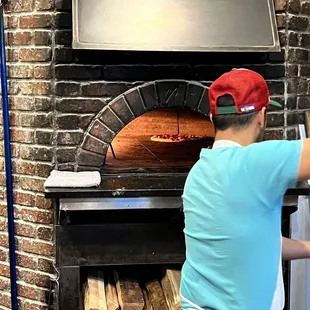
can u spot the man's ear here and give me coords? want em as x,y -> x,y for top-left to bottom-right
257,107 -> 266,128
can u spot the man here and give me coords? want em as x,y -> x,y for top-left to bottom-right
180,69 -> 310,310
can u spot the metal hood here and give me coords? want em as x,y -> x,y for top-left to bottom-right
72,0 -> 280,52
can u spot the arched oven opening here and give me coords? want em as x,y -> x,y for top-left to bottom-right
105,108 -> 214,173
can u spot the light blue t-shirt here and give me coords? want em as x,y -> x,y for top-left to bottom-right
180,139 -> 302,310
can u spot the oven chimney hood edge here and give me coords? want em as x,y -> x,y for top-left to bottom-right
72,0 -> 280,52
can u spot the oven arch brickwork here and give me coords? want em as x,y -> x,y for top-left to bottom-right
76,80 -> 210,170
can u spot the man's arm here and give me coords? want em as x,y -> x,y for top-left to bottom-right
298,139 -> 310,181
282,237 -> 310,260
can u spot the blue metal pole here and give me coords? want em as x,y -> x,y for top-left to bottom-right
0,4 -> 18,310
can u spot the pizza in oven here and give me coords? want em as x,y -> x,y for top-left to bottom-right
150,134 -> 208,143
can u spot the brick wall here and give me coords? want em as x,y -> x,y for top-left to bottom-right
0,0 -> 308,308
0,0 -> 54,309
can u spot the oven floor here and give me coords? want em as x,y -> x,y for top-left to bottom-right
105,135 -> 213,172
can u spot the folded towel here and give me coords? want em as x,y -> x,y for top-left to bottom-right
44,170 -> 101,188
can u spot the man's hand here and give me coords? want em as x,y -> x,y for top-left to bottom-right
282,237 -> 310,260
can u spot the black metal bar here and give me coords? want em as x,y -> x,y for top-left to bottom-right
109,143 -> 116,158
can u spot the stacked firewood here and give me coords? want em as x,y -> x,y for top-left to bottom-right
83,266 -> 181,310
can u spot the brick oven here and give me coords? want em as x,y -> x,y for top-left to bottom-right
0,0 -> 310,310
45,81 -> 307,310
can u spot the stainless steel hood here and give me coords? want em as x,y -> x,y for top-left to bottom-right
72,0 -> 280,52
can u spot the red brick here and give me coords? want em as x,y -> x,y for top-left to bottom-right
4,16 -> 18,29
14,191 -> 35,207
0,292 -> 11,307
35,195 -> 52,210
19,177 -> 45,192
38,258 -> 53,273
0,277 -> 10,291
19,145 -> 53,162
19,269 -> 50,288
0,249 -> 7,262
18,112 -> 52,128
0,263 -> 10,278
11,128 -> 34,143
13,144 -> 22,158
0,175 -> 6,188
34,98 -> 52,111
13,175 -> 21,185
0,218 -> 6,231
276,13 -> 286,29
19,14 -> 53,28
35,0 -> 54,11
8,84 -> 20,98
5,0 -> 34,13
15,222 -> 36,237
0,189 -> 5,201
24,300 -> 48,310
34,65 -> 52,79
19,208 -> 52,224
0,233 -> 8,247
9,96 -> 34,111
7,31 -> 32,46
37,226 -> 53,241
13,160 -> 36,175
7,64 -> 33,79
18,283 -> 47,302
35,163 -> 52,178
18,48 -> 51,62
16,253 -> 37,269
0,203 -> 6,217
34,30 -> 52,46
18,81 -> 51,96
7,111 -> 18,126
6,47 -> 19,62
19,239 -> 53,256
274,0 -> 286,11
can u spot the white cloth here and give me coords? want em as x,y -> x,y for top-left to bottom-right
44,170 -> 101,188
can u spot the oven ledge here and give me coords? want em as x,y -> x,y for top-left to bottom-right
44,173 -> 310,199
59,196 -> 182,211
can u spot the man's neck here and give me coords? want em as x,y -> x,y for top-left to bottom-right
214,129 -> 256,147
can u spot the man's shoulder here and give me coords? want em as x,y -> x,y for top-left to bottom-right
244,139 -> 301,154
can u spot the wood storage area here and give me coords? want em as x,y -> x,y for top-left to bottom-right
82,265 -> 182,310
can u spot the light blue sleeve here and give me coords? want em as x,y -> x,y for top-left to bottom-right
247,139 -> 303,191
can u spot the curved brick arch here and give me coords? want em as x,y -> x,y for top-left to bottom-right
76,79 -> 210,170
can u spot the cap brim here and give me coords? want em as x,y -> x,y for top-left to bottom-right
269,100 -> 282,108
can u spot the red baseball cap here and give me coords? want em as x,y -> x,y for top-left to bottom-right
209,69 -> 282,115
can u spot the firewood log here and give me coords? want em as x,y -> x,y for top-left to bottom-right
161,268 -> 181,310
84,270 -> 107,310
114,270 -> 144,310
